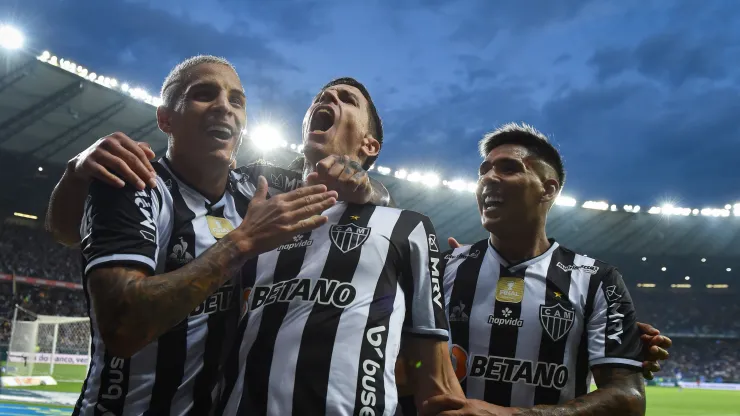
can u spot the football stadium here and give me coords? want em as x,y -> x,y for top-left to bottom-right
0,25 -> 738,415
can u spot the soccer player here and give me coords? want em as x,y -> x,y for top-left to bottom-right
45,56 -> 390,415
420,123 -> 650,415
215,77 -> 464,415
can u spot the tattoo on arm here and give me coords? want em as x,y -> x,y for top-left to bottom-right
89,234 -> 250,357
513,367 -> 646,416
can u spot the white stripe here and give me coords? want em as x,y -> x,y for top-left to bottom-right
84,254 -> 156,275
588,282 -> 608,361
325,206 -> 400,414
77,299 -> 106,415
221,247 -> 282,415
267,204 -> 347,415
558,255 -> 596,403
466,246 -> 500,399
382,285 -> 406,416
121,340 -> 160,415
589,357 -> 642,368
509,256 -> 550,407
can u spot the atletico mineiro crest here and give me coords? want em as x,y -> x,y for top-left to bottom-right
539,303 -> 575,342
330,223 -> 371,253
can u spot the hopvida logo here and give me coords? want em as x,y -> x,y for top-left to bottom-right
278,233 -> 313,251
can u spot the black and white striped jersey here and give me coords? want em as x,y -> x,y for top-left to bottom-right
442,238 -> 644,408
74,157 -> 301,416
218,202 -> 448,416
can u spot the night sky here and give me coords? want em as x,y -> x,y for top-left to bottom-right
2,0 -> 739,207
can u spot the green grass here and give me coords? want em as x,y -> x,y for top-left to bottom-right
2,380 -> 738,414
0,400 -> 73,410
2,361 -> 87,383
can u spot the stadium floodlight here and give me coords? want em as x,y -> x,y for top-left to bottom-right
727,268 -> 732,272
661,267 -> 666,271
582,201 -> 608,211
37,166 -> 43,172
684,276 -> 690,281
0,25 -> 24,50
14,212 -> 37,220
555,195 -> 577,207
376,166 -> 391,175
394,169 -> 408,180
249,124 -> 286,151
701,258 -> 706,263
421,173 -> 440,188
641,257 -> 647,261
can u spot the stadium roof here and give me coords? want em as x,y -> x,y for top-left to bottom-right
3,46 -> 740,271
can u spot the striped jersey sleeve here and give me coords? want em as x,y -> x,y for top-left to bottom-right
80,179 -> 161,275
401,211 -> 449,340
586,267 -> 644,369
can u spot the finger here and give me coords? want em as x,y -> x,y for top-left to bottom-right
637,322 -> 659,336
96,151 -> 146,190
338,159 -> 362,182
253,176 -> 268,200
649,345 -> 669,360
315,155 -> 337,176
117,139 -> 157,187
304,172 -> 325,187
88,161 -> 126,188
289,196 -> 338,223
285,191 -> 339,212
644,361 -> 661,373
326,159 -> 346,180
642,370 -> 654,381
448,237 -> 461,248
290,214 -> 330,235
349,171 -> 369,192
420,395 -> 465,416
137,142 -> 157,161
654,335 -> 672,349
280,184 -> 330,201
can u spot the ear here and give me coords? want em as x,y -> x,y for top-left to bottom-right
541,177 -> 560,204
359,133 -> 381,160
156,106 -> 174,135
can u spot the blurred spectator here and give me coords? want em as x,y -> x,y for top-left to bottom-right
633,293 -> 740,337
0,223 -> 81,283
654,339 -> 740,383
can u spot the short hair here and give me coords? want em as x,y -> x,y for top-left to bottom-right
478,122 -> 565,187
160,55 -> 238,110
319,77 -> 383,170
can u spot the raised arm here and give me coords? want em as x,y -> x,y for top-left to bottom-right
46,133 -> 156,246
85,176 -> 336,358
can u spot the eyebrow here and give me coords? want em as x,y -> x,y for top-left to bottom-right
188,80 -> 246,99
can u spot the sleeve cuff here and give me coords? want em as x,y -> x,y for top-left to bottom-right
402,328 -> 449,341
85,254 -> 156,275
589,357 -> 643,369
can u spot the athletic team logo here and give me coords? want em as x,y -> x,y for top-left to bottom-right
330,223 -> 371,253
539,303 -> 575,342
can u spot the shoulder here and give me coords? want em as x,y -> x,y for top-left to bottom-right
553,244 -> 618,281
444,238 -> 488,266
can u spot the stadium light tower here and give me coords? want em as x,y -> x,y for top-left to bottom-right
249,125 -> 286,151
0,25 -> 25,50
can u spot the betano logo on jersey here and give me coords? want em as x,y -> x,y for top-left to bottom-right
495,277 -> 525,303
190,283 -> 235,317
250,278 -> 357,310
469,354 -> 568,389
206,216 -> 234,239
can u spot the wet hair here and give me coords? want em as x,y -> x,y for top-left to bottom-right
319,77 -> 383,170
160,55 -> 238,110
478,122 -> 565,187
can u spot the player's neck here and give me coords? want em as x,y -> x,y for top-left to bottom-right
489,227 -> 550,264
166,152 -> 229,202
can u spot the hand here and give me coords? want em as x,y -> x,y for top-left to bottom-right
305,155 -> 373,204
421,394 -> 519,416
236,176 -> 338,254
448,237 -> 467,249
69,132 -> 157,190
637,321 -> 672,380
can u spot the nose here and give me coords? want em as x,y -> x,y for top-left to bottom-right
318,89 -> 339,105
478,170 -> 500,193
211,91 -> 233,116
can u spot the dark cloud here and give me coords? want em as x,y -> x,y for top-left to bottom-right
2,0 -> 295,92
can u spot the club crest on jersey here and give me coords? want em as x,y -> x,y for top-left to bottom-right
539,303 -> 575,342
330,223 -> 371,253
495,277 -> 525,303
206,216 -> 235,239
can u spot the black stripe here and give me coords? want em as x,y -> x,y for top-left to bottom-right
144,166 -> 195,415
239,228 -> 315,416
575,265 -> 601,397
483,264 -> 523,406
352,210 -> 419,415
448,239 -> 488,395
533,248 -> 576,405
292,204 -> 377,415
93,353 -> 131,416
73,257 -> 97,416
188,204 -> 244,415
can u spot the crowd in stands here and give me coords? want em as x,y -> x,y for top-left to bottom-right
0,223 -> 81,283
654,339 -> 740,383
633,293 -> 740,337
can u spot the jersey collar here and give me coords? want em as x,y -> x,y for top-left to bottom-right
159,157 -> 231,209
487,238 -> 559,273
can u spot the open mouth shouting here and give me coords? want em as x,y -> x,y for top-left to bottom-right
480,191 -> 504,214
308,105 -> 336,136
